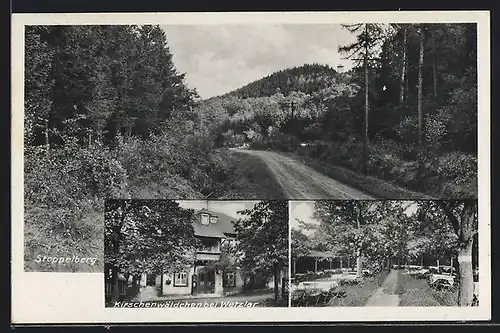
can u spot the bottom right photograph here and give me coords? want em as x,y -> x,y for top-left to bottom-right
290,200 -> 479,307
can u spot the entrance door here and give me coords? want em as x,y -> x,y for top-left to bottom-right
197,269 -> 215,294
146,274 -> 156,286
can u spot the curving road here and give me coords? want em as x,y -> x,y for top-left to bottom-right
230,149 -> 375,200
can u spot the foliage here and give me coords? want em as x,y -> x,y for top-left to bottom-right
193,23 -> 477,199
104,200 -> 199,287
235,200 -> 289,275
291,228 -> 312,260
222,63 -> 340,98
25,25 -> 197,146
234,200 -> 289,301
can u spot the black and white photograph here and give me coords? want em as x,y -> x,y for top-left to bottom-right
12,11 -> 489,324
22,22 -> 478,272
290,200 -> 479,307
104,199 -> 289,308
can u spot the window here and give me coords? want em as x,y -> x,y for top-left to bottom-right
174,272 -> 188,287
224,272 -> 236,288
210,215 -> 218,224
201,214 -> 209,225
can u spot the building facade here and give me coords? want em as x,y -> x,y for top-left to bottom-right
140,208 -> 244,297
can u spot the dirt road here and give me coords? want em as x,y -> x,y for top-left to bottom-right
231,149 -> 375,199
365,270 -> 400,306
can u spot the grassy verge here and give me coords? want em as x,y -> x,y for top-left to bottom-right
326,270 -> 390,307
24,209 -> 104,272
277,151 -> 435,200
257,297 -> 289,307
215,149 -> 287,199
397,272 -> 458,306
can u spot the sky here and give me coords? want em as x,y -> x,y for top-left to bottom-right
176,200 -> 258,219
161,24 -> 356,99
290,201 -> 419,235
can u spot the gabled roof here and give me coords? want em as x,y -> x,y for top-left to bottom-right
193,209 -> 237,237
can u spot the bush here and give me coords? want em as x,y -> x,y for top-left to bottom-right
287,135 -> 476,199
24,142 -> 125,272
25,141 -> 129,208
117,126 -> 234,198
268,133 -> 302,152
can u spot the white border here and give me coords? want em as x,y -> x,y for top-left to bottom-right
11,11 -> 491,323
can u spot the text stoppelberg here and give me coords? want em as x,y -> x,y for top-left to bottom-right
35,255 -> 98,265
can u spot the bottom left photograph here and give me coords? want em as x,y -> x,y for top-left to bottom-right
104,199 -> 289,308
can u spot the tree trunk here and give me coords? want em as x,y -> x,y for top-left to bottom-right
273,267 -> 280,302
362,25 -> 369,176
111,266 -> 120,303
457,238 -> 474,306
160,267 -> 164,296
400,28 -> 407,105
356,201 -> 363,278
293,259 -> 296,275
418,27 -> 425,146
356,248 -> 363,278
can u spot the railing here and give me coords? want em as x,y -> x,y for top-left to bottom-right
197,246 -> 220,253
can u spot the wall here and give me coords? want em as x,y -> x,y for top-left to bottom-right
223,268 -> 244,296
214,270 -> 223,295
156,267 -> 196,296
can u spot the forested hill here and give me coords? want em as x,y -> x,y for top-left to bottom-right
221,63 -> 341,99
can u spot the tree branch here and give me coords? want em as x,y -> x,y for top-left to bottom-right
438,202 -> 461,239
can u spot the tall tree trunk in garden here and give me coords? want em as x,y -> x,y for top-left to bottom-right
456,202 -> 476,306
356,248 -> 363,278
458,237 -> 474,306
160,267 -> 164,296
111,266 -> 120,303
418,26 -> 425,147
356,202 -> 363,278
440,201 -> 477,306
273,266 -> 280,302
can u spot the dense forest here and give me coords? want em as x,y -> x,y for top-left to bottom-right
196,23 -> 477,199
24,25 -> 258,271
221,63 -> 339,98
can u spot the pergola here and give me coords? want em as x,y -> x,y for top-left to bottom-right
293,251 -> 353,274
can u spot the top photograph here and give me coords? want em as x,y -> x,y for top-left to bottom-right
23,19 -> 480,202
